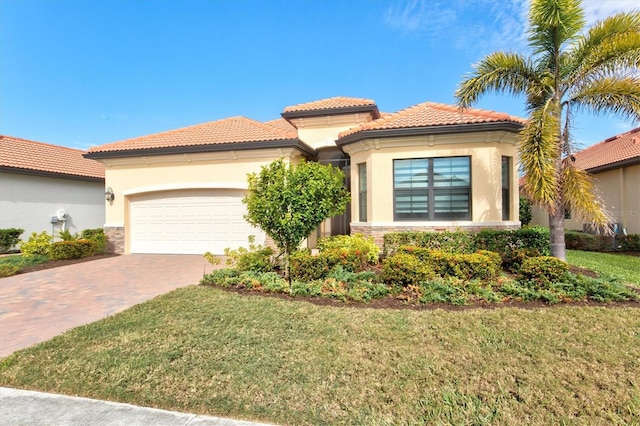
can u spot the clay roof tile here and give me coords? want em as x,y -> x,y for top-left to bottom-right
572,127 -> 640,171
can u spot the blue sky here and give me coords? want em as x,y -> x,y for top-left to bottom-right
1,0 -> 638,151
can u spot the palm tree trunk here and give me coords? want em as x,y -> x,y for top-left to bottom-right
549,208 -> 566,261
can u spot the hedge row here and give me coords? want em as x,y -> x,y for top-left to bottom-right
383,226 -> 550,258
565,230 -> 640,252
0,228 -> 24,252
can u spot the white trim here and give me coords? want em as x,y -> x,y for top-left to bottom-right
104,223 -> 124,228
351,221 -> 521,227
123,182 -> 248,196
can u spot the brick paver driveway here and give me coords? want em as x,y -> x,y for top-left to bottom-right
0,254 -> 216,357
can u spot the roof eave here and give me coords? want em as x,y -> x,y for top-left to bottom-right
282,105 -> 381,120
582,156 -> 640,174
83,138 -> 316,160
0,166 -> 105,182
336,121 -> 524,146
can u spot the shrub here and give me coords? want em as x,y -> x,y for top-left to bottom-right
619,234 -> 640,252
0,264 -> 21,277
0,228 -> 24,252
564,230 -> 605,251
426,250 -> 499,281
502,248 -> 541,273
519,197 -> 532,226
81,228 -> 108,254
317,233 -> 380,265
200,268 -> 239,286
383,231 -> 476,257
512,226 -> 550,255
49,239 -> 96,260
289,250 -> 330,282
320,247 -> 367,273
20,231 -> 52,257
220,236 -> 275,273
57,229 -> 79,241
475,249 -> 501,267
519,256 -> 569,286
380,252 -> 436,287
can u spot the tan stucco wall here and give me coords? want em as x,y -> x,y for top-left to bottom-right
535,163 -> 640,235
100,148 -> 302,253
288,113 -> 374,150
343,131 -> 520,227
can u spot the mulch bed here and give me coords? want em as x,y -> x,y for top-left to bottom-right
13,254 -> 119,275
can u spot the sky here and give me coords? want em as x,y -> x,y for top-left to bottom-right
1,0 -> 638,151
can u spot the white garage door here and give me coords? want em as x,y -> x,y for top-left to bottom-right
130,189 -> 265,254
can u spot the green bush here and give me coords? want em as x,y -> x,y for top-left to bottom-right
317,233 -> 380,265
502,248 -> 541,273
81,228 -> 108,254
0,264 -> 21,277
221,236 -> 275,273
57,229 -> 79,241
564,230 -> 605,251
200,268 -> 239,286
291,268 -> 389,302
383,231 -> 476,257
619,234 -> 640,252
519,256 -> 569,286
289,250 -> 330,282
381,252 -> 436,287
519,197 -> 532,226
320,247 -> 367,273
49,239 -> 96,260
476,249 -> 502,267
512,226 -> 550,255
425,250 -> 499,281
0,228 -> 24,252
20,231 -> 52,257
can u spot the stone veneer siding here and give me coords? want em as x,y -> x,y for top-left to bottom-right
351,223 -> 521,251
104,226 -> 125,254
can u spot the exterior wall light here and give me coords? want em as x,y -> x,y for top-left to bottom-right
105,187 -> 115,202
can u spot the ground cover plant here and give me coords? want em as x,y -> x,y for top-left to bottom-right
202,233 -> 638,306
0,286 -> 638,425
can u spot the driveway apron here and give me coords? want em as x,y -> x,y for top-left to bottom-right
0,254 -> 215,357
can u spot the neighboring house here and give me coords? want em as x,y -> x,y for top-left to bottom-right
530,127 -> 640,235
0,135 -> 105,242
85,97 -> 525,254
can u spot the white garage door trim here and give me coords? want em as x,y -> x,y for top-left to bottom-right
130,189 -> 265,255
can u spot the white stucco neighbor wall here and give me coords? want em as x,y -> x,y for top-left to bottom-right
0,171 -> 105,242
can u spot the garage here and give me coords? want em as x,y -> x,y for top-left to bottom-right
130,189 -> 265,254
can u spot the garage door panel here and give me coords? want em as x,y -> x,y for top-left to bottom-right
130,189 -> 264,254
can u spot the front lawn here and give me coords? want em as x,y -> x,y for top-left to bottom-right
567,249 -> 640,286
0,254 -> 49,277
0,286 -> 638,425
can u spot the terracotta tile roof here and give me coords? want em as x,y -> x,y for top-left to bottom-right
264,118 -> 298,136
87,116 -> 298,154
338,101 -> 526,139
0,135 -> 104,179
283,96 -> 377,113
572,127 -> 640,171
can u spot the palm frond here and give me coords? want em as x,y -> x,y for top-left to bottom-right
561,163 -> 613,232
569,76 -> 640,120
528,0 -> 585,56
455,52 -> 539,108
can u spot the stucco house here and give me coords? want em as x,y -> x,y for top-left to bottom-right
531,127 -> 640,235
0,135 -> 106,242
85,97 -> 525,254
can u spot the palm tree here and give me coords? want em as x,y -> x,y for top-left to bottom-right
456,0 -> 640,260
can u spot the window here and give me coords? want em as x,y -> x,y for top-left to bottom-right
502,156 -> 511,220
358,163 -> 367,222
394,157 -> 471,221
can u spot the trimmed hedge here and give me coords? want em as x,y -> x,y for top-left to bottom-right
620,234 -> 640,251
396,246 -> 500,281
50,239 -> 96,260
519,256 -> 569,286
81,228 -> 108,254
0,228 -> 24,252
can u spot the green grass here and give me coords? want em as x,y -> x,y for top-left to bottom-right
567,250 -> 640,285
1,286 -> 639,425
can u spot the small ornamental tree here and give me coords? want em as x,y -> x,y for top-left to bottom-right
243,158 -> 350,281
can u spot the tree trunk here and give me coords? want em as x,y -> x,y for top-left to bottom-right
549,208 -> 566,261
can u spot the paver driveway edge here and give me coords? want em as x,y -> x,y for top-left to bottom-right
0,254 -> 217,357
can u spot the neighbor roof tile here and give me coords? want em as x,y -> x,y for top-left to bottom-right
87,116 -> 297,154
572,127 -> 640,171
0,135 -> 104,179
339,101 -> 526,139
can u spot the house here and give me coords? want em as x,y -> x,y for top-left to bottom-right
85,97 -> 525,254
530,127 -> 640,235
0,135 -> 106,242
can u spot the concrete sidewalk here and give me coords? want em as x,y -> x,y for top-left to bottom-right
1,387 -> 274,426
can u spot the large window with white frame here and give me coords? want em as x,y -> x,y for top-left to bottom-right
394,156 -> 471,221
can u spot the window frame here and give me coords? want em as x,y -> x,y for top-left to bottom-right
501,156 -> 511,221
358,163 -> 367,222
393,156 -> 472,221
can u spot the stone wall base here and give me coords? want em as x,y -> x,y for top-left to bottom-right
351,223 -> 521,251
104,226 -> 125,254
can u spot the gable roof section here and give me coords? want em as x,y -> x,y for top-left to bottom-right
572,127 -> 640,173
85,116 -> 311,159
282,96 -> 380,120
337,101 -> 526,145
0,135 -> 104,180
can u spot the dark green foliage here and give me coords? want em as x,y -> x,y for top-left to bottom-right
380,252 -> 436,287
383,231 -> 477,257
320,247 -> 367,273
564,231 -> 606,251
291,267 -> 389,302
81,228 -> 108,254
519,256 -> 569,286
200,268 -> 239,287
49,239 -> 96,260
519,197 -> 532,225
289,250 -> 330,282
502,248 -> 542,273
619,234 -> 640,252
57,229 -> 79,241
0,228 -> 24,252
